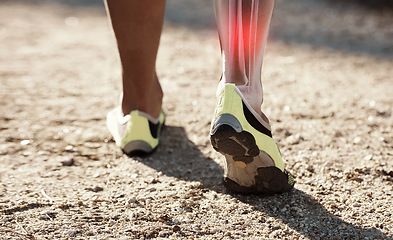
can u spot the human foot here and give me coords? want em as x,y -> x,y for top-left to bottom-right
107,107 -> 165,156
210,83 -> 294,194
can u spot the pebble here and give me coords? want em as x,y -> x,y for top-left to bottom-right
364,154 -> 373,161
61,157 -> 74,166
64,145 -> 73,151
130,174 -> 138,179
287,134 -> 304,145
173,225 -> 181,232
86,186 -> 103,192
91,196 -> 100,202
20,139 -> 31,145
353,137 -> 361,144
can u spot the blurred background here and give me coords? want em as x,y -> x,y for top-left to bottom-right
7,0 -> 393,58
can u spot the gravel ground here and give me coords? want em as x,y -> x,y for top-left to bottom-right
0,0 -> 393,239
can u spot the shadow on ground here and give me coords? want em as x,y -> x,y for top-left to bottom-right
134,126 -> 387,239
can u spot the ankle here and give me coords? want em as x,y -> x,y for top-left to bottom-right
237,85 -> 262,110
235,85 -> 270,123
121,93 -> 162,119
121,77 -> 163,118
221,77 -> 264,118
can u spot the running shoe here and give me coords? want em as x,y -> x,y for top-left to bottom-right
106,107 -> 165,155
210,83 -> 294,194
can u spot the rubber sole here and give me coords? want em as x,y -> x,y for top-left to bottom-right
210,124 -> 294,194
122,140 -> 155,157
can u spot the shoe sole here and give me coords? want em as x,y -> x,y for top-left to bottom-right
122,140 -> 155,156
211,123 -> 293,194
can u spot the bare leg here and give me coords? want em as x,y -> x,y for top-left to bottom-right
104,0 -> 166,118
215,0 -> 275,118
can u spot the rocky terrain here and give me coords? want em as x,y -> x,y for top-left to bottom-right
0,0 -> 392,239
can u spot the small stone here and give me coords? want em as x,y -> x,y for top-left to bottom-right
353,137 -> 361,144
89,155 -> 99,161
334,131 -> 343,137
93,186 -> 104,192
37,150 -> 49,155
86,186 -> 104,192
363,154 -> 373,161
22,151 -> 32,156
287,134 -> 304,145
20,140 -> 31,145
149,177 -> 159,184
173,225 -> 181,232
130,174 -> 138,179
91,196 -> 99,202
65,145 -> 73,151
61,157 -> 75,166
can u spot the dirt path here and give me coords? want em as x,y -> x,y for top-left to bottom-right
1,1 -> 393,239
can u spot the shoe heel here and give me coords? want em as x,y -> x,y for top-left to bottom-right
210,124 -> 259,160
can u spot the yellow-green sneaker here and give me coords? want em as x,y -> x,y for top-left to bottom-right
106,107 -> 165,155
210,83 -> 294,194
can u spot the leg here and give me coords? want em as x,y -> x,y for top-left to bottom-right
105,1 -> 166,156
211,0 -> 294,194
104,0 -> 166,118
215,0 -> 274,118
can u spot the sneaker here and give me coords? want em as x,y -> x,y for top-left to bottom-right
210,83 -> 294,194
106,107 -> 165,155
